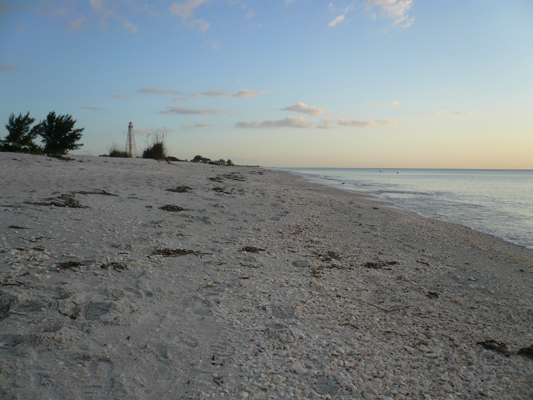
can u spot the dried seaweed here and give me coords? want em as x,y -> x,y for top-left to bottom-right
166,186 -> 193,193
477,340 -> 512,356
28,194 -> 87,209
8,225 -> 29,229
57,261 -> 83,270
242,246 -> 265,253
159,205 -> 188,212
362,261 -> 399,269
152,248 -> 202,257
518,345 -> 533,361
74,190 -> 118,196
213,187 -> 234,194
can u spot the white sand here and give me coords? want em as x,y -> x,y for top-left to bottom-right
0,153 -> 532,399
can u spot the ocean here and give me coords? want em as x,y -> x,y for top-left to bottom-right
279,168 -> 533,250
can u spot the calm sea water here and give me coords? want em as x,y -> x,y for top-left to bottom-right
279,168 -> 533,250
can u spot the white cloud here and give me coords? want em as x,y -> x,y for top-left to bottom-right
183,122 -> 211,129
233,89 -> 269,98
317,118 -> 335,129
285,0 -> 296,5
235,116 -> 313,129
169,0 -> 205,19
329,14 -> 345,27
454,111 -> 473,115
366,0 -> 415,28
0,65 -> 17,72
138,87 -> 181,95
363,100 -> 400,107
161,106 -> 228,115
246,9 -> 255,19
183,89 -> 269,100
282,102 -> 326,116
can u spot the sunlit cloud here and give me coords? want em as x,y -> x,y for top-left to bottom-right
188,18 -> 210,31
182,122 -> 211,129
338,118 -> 396,128
366,0 -> 415,28
282,102 -> 326,116
0,65 -> 17,72
138,87 -> 181,95
363,100 -> 400,107
161,106 -> 229,115
177,89 -> 269,101
329,15 -> 345,27
82,106 -> 104,111
235,116 -> 313,129
113,95 -> 132,101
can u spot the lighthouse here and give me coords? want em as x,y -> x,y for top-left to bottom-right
126,122 -> 136,157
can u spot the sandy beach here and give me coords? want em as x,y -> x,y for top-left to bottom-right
0,153 -> 532,399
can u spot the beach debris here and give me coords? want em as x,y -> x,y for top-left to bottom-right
213,187 -> 234,194
417,259 -> 430,266
517,345 -> 533,361
73,189 -> 118,196
241,246 -> 265,253
166,186 -> 193,193
209,172 -> 246,182
362,261 -> 399,269
159,205 -> 188,212
100,262 -> 127,271
318,250 -> 341,262
8,225 -> 30,229
477,340 -> 512,356
426,291 -> 440,299
27,194 -> 87,209
213,376 -> 225,386
151,248 -> 202,257
57,261 -> 83,270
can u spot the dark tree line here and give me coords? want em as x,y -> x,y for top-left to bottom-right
1,111 -> 83,155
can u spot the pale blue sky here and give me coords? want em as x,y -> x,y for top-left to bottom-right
1,0 -> 532,168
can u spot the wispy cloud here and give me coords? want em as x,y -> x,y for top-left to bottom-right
82,106 -> 104,111
338,118 -> 396,128
366,0 -> 415,28
282,102 -> 326,116
0,65 -> 17,72
454,111 -> 473,115
235,116 -> 313,129
87,0 -> 139,33
169,0 -> 205,18
200,89 -> 269,98
161,106 -> 228,115
329,15 -> 345,27
363,100 -> 400,107
67,17 -> 85,31
169,0 -> 209,31
113,95 -> 132,101
183,122 -> 211,129
138,87 -> 181,95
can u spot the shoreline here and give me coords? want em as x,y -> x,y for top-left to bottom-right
1,153 -> 532,399
276,167 -> 533,252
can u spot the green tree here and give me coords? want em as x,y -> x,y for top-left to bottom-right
35,112 -> 84,155
2,112 -> 38,151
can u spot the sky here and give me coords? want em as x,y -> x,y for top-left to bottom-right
1,0 -> 532,168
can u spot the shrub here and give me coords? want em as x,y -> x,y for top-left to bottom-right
1,112 -> 41,152
142,133 -> 167,161
34,112 -> 83,155
107,143 -> 130,158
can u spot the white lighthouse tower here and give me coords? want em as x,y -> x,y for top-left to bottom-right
125,122 -> 136,157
